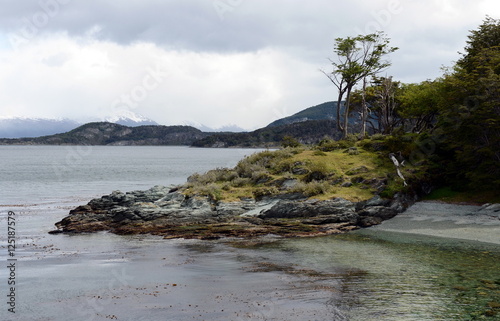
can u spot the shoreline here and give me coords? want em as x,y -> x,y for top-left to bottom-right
51,183 -> 500,244
368,201 -> 500,245
51,185 -> 416,239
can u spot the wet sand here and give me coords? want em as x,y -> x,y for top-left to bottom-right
369,201 -> 500,245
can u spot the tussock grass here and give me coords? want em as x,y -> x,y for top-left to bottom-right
182,137 -> 426,202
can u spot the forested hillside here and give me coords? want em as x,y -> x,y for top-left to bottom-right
191,120 -> 341,147
321,18 -> 499,193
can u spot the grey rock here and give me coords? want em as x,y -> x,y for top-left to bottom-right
358,216 -> 383,227
239,200 -> 280,217
291,167 -> 309,175
259,198 -> 357,223
281,179 -> 299,190
365,195 -> 391,207
155,191 -> 186,206
332,177 -> 344,185
390,193 -> 418,213
480,203 -> 500,212
54,183 -> 416,236
216,199 -> 260,218
351,177 -> 365,184
276,192 -> 308,200
346,165 -> 369,175
358,206 -> 398,220
291,162 -> 308,175
356,195 -> 391,211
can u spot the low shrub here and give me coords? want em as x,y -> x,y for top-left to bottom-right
290,181 -> 332,197
251,170 -> 272,184
272,158 -> 296,174
230,177 -> 251,187
252,186 -> 280,199
193,183 -> 223,201
316,139 -> 339,152
345,133 -> 359,142
303,161 -> 331,182
371,133 -> 386,141
209,168 -> 239,182
384,134 -> 419,158
357,139 -> 373,150
281,135 -> 302,148
187,168 -> 238,185
287,146 -> 305,155
313,150 -> 327,156
337,139 -> 355,149
236,162 -> 266,178
236,149 -> 294,176
344,147 -> 360,155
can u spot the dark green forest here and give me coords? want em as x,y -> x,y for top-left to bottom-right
328,17 -> 500,194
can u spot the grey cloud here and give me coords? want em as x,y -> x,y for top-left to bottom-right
0,0 -> 494,83
0,0 -> 358,56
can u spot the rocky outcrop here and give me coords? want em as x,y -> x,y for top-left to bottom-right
51,186 -> 415,239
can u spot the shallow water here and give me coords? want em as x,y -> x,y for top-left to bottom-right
0,146 -> 499,320
252,231 -> 500,320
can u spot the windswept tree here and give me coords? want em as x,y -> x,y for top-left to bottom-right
350,76 -> 403,134
373,76 -> 403,134
322,32 -> 398,138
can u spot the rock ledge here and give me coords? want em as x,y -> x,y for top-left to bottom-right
51,185 -> 416,239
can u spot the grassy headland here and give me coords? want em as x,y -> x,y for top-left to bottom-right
181,134 -> 431,203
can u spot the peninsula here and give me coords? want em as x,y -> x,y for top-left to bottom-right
52,137 -> 427,239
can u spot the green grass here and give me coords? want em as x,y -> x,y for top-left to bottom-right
181,144 -> 418,202
423,187 -> 460,200
423,187 -> 500,204
182,133 -> 498,205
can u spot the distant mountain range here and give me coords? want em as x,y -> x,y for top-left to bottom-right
107,117 -> 159,127
193,123 -> 246,133
0,118 -> 81,139
0,114 -> 158,139
0,117 -> 246,139
0,101 -> 351,146
0,122 -> 208,146
192,101 -> 355,147
191,119 -> 340,147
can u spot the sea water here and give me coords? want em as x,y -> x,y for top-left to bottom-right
0,146 -> 499,321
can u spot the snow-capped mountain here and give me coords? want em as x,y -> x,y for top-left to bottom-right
104,110 -> 158,127
0,112 -> 159,139
184,121 -> 246,133
0,118 -> 81,138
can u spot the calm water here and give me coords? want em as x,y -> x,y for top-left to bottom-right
0,146 -> 499,321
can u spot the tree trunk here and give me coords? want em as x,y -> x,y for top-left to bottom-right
360,77 -> 368,137
336,92 -> 344,132
342,86 -> 353,139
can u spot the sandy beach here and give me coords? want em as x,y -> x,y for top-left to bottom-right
369,201 -> 500,245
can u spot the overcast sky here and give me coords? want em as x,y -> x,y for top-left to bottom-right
0,0 -> 498,130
